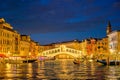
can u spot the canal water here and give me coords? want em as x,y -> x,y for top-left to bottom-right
0,59 -> 120,80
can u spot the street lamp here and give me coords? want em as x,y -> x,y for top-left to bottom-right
29,52 -> 31,56
8,51 -> 10,57
29,52 -> 31,59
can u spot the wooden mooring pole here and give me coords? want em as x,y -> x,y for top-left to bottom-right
107,56 -> 109,65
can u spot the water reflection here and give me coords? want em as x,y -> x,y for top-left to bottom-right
0,60 -> 120,79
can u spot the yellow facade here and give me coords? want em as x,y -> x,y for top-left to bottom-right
79,37 -> 109,59
80,38 -> 97,56
30,40 -> 37,57
108,30 -> 120,54
35,42 -> 40,57
20,35 -> 41,58
39,45 -> 55,55
54,40 -> 80,50
0,18 -> 20,56
96,37 -> 109,59
20,35 -> 30,56
80,40 -> 87,55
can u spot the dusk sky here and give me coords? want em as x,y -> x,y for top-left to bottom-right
0,0 -> 120,45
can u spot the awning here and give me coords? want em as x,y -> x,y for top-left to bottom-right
0,54 -> 6,57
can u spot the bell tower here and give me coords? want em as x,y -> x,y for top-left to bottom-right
106,21 -> 112,35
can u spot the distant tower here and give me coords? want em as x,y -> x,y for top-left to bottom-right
106,21 -> 112,35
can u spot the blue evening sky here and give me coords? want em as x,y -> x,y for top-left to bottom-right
0,0 -> 120,45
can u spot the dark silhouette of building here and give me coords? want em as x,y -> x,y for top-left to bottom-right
106,21 -> 112,35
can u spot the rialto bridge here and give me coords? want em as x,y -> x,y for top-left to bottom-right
40,45 -> 82,59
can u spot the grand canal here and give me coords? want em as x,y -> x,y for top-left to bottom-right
0,59 -> 120,80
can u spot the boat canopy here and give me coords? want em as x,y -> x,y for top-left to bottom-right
0,54 -> 7,57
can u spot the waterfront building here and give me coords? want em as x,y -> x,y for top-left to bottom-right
53,39 -> 80,50
79,40 -> 85,56
39,44 -> 55,53
30,40 -> 38,57
80,39 -> 88,56
39,39 -> 80,54
20,35 -> 30,56
96,37 -> 109,59
107,30 -> 120,55
83,38 -> 97,57
0,18 -> 20,56
35,42 -> 40,58
79,38 -> 97,58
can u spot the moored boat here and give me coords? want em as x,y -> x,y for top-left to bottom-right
23,59 -> 37,63
38,56 -> 56,61
97,59 -> 120,65
6,56 -> 37,64
73,60 -> 80,64
73,58 -> 81,64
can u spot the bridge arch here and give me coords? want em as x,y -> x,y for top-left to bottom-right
40,45 -> 82,58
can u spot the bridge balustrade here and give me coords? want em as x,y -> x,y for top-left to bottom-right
41,45 -> 82,58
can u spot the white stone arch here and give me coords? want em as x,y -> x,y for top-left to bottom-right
45,52 -> 78,58
40,45 -> 82,58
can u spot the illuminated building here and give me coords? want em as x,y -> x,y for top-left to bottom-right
96,37 -> 109,58
0,18 -> 20,56
35,42 -> 40,57
20,35 -> 40,57
30,40 -> 37,57
39,39 -> 80,53
80,39 -> 88,56
0,18 -> 40,58
53,39 -> 80,50
107,30 -> 120,55
20,35 -> 30,56
81,38 -> 97,57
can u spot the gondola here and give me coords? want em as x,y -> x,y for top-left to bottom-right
23,59 -> 37,63
73,60 -> 80,64
97,59 -> 120,65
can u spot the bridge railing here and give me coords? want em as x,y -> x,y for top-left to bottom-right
65,47 -> 81,54
42,47 -> 82,56
42,47 -> 61,56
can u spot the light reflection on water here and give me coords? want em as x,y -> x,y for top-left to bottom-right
0,59 -> 120,80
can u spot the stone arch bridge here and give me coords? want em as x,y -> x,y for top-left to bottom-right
41,45 -> 82,58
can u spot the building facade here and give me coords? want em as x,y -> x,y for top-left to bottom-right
96,37 -> 109,59
107,30 -> 120,54
53,39 -> 80,50
20,35 -> 30,56
0,18 -> 20,56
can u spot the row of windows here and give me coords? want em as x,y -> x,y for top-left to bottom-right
0,47 -> 10,53
0,39 -> 13,45
21,47 -> 29,51
0,31 -> 19,38
0,32 -> 12,38
87,42 -> 107,45
97,42 -> 107,45
97,46 -> 107,50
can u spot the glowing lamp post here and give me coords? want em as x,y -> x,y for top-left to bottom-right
8,51 -> 11,57
29,52 -> 31,57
